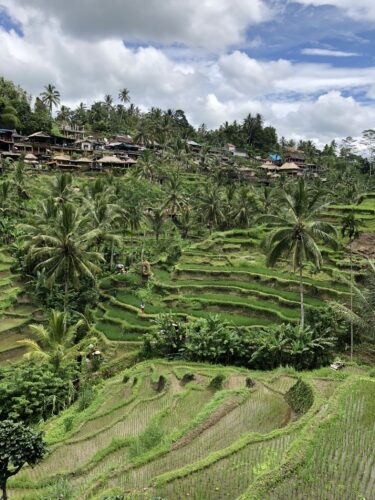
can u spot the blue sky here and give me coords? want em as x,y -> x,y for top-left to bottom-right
0,0 -> 375,143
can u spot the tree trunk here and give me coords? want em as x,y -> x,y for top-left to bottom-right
1,481 -> 7,500
350,245 -> 354,361
110,240 -> 114,269
299,264 -> 304,330
64,276 -> 69,329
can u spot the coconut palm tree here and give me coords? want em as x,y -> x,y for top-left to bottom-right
147,207 -> 165,241
104,94 -> 113,107
18,310 -> 83,371
260,178 -> 337,329
40,84 -> 61,115
118,88 -> 130,105
332,260 -> 375,343
341,212 -> 360,359
49,172 -> 73,204
28,203 -> 104,313
231,186 -> 256,228
136,151 -> 159,182
198,183 -> 225,231
56,105 -> 72,125
84,194 -> 122,267
163,172 -> 186,216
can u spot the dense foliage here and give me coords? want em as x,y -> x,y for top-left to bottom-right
143,314 -> 336,370
0,420 -> 46,500
0,363 -> 75,424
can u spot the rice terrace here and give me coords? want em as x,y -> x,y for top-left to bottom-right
1,2 -> 375,499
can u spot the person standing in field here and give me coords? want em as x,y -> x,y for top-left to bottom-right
140,304 -> 145,314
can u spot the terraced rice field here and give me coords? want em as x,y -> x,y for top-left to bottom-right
0,250 -> 40,364
95,223 -> 352,341
7,361 -> 373,499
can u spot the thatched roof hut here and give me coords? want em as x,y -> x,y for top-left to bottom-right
98,155 -> 126,165
25,153 -> 37,161
259,162 -> 277,170
279,162 -> 300,171
53,154 -> 71,162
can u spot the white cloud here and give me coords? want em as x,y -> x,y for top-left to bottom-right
1,2 -> 375,144
1,0 -> 273,51
296,0 -> 375,21
273,91 -> 375,143
301,48 -> 360,57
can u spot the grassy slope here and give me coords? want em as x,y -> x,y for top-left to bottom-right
7,360 -> 373,500
0,250 -> 40,363
95,221 -> 355,341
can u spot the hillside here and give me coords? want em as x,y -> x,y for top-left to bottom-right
95,194 -> 375,342
7,360 -> 374,499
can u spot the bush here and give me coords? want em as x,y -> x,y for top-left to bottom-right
63,416 -> 74,433
142,315 -> 336,371
128,421 -> 164,459
209,373 -> 226,390
142,314 -> 187,357
77,384 -> 96,412
0,363 -> 76,424
181,373 -> 195,385
285,379 -> 314,414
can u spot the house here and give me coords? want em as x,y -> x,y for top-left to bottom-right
226,143 -> 236,153
284,149 -> 306,166
279,162 -> 301,175
96,155 -> 127,169
0,129 -> 14,152
233,150 -> 248,159
60,125 -> 85,141
266,153 -> 282,165
76,139 -> 95,152
49,154 -> 75,170
186,140 -> 202,153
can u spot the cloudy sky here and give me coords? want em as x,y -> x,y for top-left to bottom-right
1,0 -> 375,143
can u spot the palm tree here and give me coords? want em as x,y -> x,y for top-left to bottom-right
56,105 -> 72,125
40,84 -> 61,115
18,310 -> 83,371
341,213 -> 360,359
332,260 -> 375,343
177,206 -> 194,239
163,172 -> 186,216
118,88 -> 130,105
28,203 -> 104,314
260,178 -> 337,329
85,194 -> 122,267
50,172 -> 73,204
147,207 -> 165,241
198,183 -> 225,231
104,94 -> 113,111
231,186 -> 256,228
136,151 -> 159,182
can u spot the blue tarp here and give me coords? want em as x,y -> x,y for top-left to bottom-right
268,154 -> 282,161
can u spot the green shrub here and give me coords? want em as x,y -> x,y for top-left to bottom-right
155,374 -> 167,392
285,379 -> 314,414
209,373 -> 226,390
129,421 -> 164,459
181,372 -> 195,385
77,384 -> 96,412
246,377 -> 255,388
0,362 -> 76,424
63,416 -> 74,433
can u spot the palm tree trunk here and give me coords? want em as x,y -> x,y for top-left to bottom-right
350,245 -> 354,361
110,240 -> 114,270
299,264 -> 304,330
64,275 -> 68,329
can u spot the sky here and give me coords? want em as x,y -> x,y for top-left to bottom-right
0,0 -> 375,143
